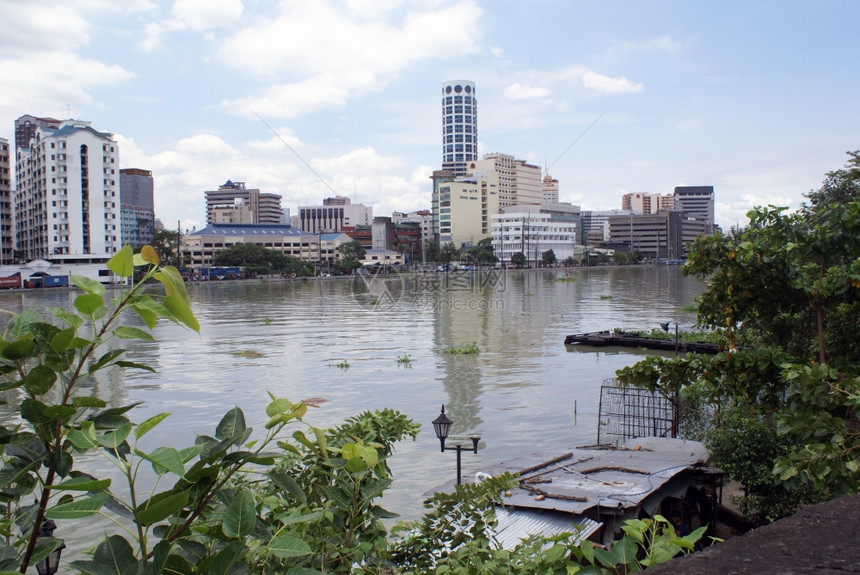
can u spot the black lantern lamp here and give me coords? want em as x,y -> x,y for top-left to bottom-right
36,519 -> 65,575
432,404 -> 453,451
432,404 -> 482,485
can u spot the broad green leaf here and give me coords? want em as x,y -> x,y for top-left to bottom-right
216,407 -> 246,441
269,470 -> 307,505
98,423 -> 132,449
135,412 -> 170,440
154,266 -> 189,305
140,245 -> 160,265
6,308 -> 41,338
223,489 -> 256,538
130,299 -> 159,329
50,327 -> 77,352
70,274 -> 106,296
114,326 -> 155,341
68,421 -> 100,450
136,490 -> 190,526
23,365 -> 57,395
72,396 -> 108,408
107,245 -> 135,278
53,477 -> 112,491
163,292 -> 200,332
135,446 -> 185,477
48,306 -> 84,328
115,360 -> 156,372
266,396 -> 294,417
47,451 -> 74,477
90,349 -> 126,372
74,293 -> 105,316
70,534 -> 137,575
1,339 -> 35,361
273,510 -> 323,526
268,535 -> 312,558
205,540 -> 246,575
43,404 -> 77,422
45,491 -> 108,519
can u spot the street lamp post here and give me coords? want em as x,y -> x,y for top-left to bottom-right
35,519 -> 65,575
432,405 -> 481,485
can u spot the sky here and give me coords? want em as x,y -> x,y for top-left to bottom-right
1,0 -> 858,233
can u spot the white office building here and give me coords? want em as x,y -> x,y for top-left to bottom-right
14,119 -> 120,262
492,205 -> 578,266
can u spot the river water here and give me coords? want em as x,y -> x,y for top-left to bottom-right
0,265 -> 704,553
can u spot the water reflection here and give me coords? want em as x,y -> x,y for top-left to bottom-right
0,266 -> 705,556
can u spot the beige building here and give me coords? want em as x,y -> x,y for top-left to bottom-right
470,153 -> 542,207
432,170 -> 500,247
621,192 -> 674,214
542,174 -> 559,203
180,224 -> 352,271
205,181 -> 283,225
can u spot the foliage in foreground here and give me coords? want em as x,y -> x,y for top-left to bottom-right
617,151 -> 860,523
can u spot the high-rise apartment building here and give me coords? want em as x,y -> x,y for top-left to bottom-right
471,153 -> 542,207
0,138 -> 11,264
14,118 -> 120,262
14,115 -> 61,153
441,80 -> 478,177
120,168 -> 155,248
204,180 -> 282,225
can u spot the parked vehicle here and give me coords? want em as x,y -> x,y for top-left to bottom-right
0,276 -> 22,289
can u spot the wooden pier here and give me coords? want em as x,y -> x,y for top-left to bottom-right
563,331 -> 720,354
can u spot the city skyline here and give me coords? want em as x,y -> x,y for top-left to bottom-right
1,1 -> 858,233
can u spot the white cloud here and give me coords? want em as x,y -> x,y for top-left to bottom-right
0,2 -> 91,53
582,71 -> 644,94
0,52 -> 134,128
490,46 -> 504,57
223,72 -> 375,119
219,0 -> 483,117
504,83 -> 552,100
170,0 -> 244,31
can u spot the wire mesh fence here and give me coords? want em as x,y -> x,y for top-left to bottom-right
597,379 -> 676,445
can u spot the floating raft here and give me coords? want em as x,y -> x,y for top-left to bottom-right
564,331 -> 720,354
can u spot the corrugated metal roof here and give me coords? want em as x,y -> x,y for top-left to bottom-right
485,437 -> 711,517
492,506 -> 601,550
190,224 -> 306,237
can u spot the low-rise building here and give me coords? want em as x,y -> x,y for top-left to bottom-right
180,224 -> 352,272
492,204 -> 579,266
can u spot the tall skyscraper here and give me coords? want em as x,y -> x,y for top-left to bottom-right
441,80 -> 478,177
14,118 -> 120,262
120,168 -> 155,248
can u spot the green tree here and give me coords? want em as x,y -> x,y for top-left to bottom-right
338,239 -> 367,261
510,252 -> 527,268
541,249 -> 557,267
152,229 -> 179,267
439,242 -> 460,264
464,238 -> 498,266
617,152 -> 860,522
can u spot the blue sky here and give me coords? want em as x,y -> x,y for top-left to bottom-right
1,0 -> 858,233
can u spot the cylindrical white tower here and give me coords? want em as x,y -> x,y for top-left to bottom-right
441,80 -> 477,177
